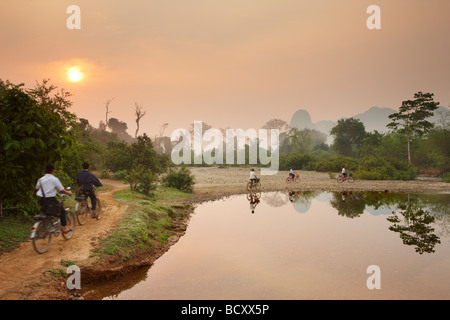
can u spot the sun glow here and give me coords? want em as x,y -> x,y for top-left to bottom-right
67,66 -> 83,82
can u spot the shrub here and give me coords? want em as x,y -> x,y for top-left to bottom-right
127,165 -> 157,194
442,172 -> 450,183
162,166 -> 195,193
313,156 -> 359,173
112,170 -> 128,181
279,154 -> 318,171
356,156 -> 417,180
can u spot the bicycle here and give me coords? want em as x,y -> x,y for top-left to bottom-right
31,192 -> 76,254
75,193 -> 102,225
247,178 -> 261,191
286,173 -> 300,183
337,173 -> 354,183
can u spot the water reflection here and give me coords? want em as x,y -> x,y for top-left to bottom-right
247,192 -> 261,214
330,191 -> 366,218
260,190 -> 448,255
387,205 -> 441,254
85,191 -> 449,300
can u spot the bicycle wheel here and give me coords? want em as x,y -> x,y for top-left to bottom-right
295,177 -> 300,182
337,175 -> 344,183
246,182 -> 253,191
286,177 -> 291,183
75,200 -> 88,225
32,220 -> 52,254
62,211 -> 76,240
348,176 -> 354,183
95,198 -> 102,220
254,182 -> 261,191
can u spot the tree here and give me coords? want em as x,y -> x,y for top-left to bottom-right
104,98 -> 114,127
134,102 -> 146,138
261,119 -> 289,132
0,79 -> 76,214
387,92 -> 439,164
330,118 -> 367,157
281,128 -> 326,155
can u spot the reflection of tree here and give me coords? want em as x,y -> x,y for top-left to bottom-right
330,191 -> 366,218
263,191 -> 288,208
387,205 -> 441,254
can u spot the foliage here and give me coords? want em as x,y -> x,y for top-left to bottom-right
279,154 -> 318,171
126,165 -> 157,195
0,79 -> 76,211
313,156 -> 359,173
330,118 -> 367,157
355,155 -> 417,180
387,92 -> 439,163
442,173 -> 450,183
162,166 -> 195,193
112,170 -> 129,181
281,128 -> 327,155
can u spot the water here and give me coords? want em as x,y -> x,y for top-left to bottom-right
87,191 -> 450,300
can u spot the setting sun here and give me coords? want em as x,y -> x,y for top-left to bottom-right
67,66 -> 83,82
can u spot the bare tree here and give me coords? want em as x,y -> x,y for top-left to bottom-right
105,98 -> 115,127
135,102 -> 147,138
159,122 -> 169,137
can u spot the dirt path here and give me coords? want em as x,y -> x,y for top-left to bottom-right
0,179 -> 128,300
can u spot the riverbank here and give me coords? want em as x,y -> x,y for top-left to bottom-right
188,167 -> 450,203
0,167 -> 448,300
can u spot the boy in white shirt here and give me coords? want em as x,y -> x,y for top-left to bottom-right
36,164 -> 73,233
250,168 -> 258,183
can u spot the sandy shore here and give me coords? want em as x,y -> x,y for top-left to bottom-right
188,167 -> 450,202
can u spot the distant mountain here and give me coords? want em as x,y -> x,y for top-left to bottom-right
352,106 -> 396,133
289,106 -> 449,140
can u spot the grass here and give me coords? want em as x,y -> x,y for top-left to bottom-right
0,214 -> 33,253
96,185 -> 192,261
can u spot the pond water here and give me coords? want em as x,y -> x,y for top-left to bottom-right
86,191 -> 450,300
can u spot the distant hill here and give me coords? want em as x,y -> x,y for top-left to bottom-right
352,106 -> 396,133
290,106 -> 449,141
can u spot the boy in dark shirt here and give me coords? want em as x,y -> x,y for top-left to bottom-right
77,162 -> 103,218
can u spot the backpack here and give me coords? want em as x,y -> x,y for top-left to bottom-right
75,173 -> 89,201
75,185 -> 86,201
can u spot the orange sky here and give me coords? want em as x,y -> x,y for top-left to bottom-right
1,0 -> 449,137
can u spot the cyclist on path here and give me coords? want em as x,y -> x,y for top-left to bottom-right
36,164 -> 72,233
77,162 -> 103,218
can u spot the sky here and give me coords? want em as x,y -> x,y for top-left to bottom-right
1,0 -> 449,138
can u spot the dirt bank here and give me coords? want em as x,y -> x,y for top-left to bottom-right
0,168 -> 448,300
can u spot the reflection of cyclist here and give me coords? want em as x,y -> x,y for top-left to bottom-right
248,193 -> 260,214
77,162 -> 103,218
289,191 -> 295,202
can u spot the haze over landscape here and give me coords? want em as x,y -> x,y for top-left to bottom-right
1,0 -> 449,138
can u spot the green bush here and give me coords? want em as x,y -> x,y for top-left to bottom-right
356,156 -> 417,180
126,165 -> 157,194
442,172 -> 450,183
162,166 -> 195,193
279,154 -> 318,171
112,170 -> 129,181
313,156 -> 359,173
